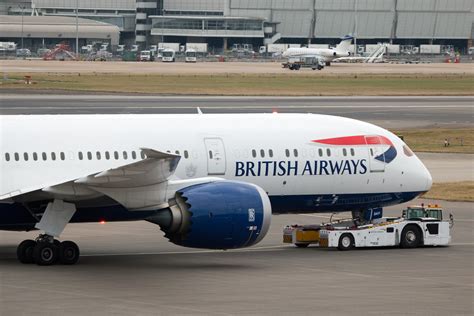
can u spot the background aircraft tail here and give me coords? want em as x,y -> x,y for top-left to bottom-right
335,35 -> 354,53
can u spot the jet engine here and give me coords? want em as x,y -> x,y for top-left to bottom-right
149,181 -> 271,249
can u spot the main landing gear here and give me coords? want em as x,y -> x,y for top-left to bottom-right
17,234 -> 80,265
16,199 -> 79,265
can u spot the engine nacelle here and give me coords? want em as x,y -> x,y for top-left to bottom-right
154,181 -> 271,249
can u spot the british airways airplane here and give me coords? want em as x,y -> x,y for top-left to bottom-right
0,113 -> 432,265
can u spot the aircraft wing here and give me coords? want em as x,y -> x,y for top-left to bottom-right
0,148 -> 181,209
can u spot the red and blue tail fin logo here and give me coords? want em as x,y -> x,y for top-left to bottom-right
311,135 -> 397,163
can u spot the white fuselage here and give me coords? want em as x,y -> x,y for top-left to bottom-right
282,47 -> 350,62
0,113 -> 431,213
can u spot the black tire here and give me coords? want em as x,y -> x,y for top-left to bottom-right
338,233 -> 355,251
295,243 -> 309,248
17,240 -> 36,264
33,242 -> 58,266
59,241 -> 80,265
400,225 -> 421,248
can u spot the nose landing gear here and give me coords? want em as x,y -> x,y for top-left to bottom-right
17,234 -> 80,266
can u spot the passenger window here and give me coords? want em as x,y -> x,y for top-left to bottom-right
285,149 -> 290,157
51,152 -> 56,161
343,148 -> 347,156
96,151 -> 101,160
123,151 -> 128,160
140,151 -> 145,159
5,153 -> 10,161
327,149 -> 331,157
42,152 -> 47,161
370,148 -> 374,156
269,149 -> 273,158
78,152 -> 83,160
293,149 -> 298,157
105,151 -> 110,160
14,152 -> 19,161
132,151 -> 137,159
60,152 -> 65,161
33,152 -> 38,161
209,151 -> 213,159
260,149 -> 265,158
184,150 -> 189,159
252,149 -> 256,158
175,150 -> 180,155
318,149 -> 323,157
350,148 -> 355,156
114,151 -> 119,160
24,153 -> 29,161
87,152 -> 92,160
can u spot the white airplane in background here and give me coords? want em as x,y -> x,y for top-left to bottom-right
0,113 -> 432,265
282,35 -> 354,66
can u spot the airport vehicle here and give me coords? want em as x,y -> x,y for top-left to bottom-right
16,48 -> 31,57
282,35 -> 353,66
162,49 -> 175,62
0,41 -> 17,53
185,49 -> 197,62
139,50 -> 154,62
282,56 -> 326,70
283,205 -> 451,250
1,113 -> 432,265
186,43 -> 207,53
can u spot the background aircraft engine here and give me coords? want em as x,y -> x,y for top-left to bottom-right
153,181 -> 271,249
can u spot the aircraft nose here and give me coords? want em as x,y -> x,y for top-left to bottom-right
417,157 -> 433,192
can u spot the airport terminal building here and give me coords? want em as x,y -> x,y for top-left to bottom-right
1,0 -> 473,52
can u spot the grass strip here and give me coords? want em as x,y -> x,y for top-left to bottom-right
422,181 -> 474,202
392,128 -> 473,154
2,73 -> 473,96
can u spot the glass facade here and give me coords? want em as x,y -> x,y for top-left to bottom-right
152,18 -> 263,32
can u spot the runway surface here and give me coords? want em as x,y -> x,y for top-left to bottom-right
3,60 -> 473,75
1,95 -> 473,129
0,199 -> 472,315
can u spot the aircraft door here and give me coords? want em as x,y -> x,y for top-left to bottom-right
365,136 -> 385,172
204,138 -> 227,175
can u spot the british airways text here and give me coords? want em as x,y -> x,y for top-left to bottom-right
235,160 -> 368,177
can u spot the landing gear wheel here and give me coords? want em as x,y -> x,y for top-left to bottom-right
338,233 -> 355,251
33,242 -> 58,266
295,243 -> 309,248
17,240 -> 36,264
59,241 -> 80,265
400,225 -> 421,248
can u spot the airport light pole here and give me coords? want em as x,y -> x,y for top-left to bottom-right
20,5 -> 24,49
75,0 -> 79,58
354,0 -> 358,56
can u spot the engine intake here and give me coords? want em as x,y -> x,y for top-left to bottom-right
152,181 -> 271,249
